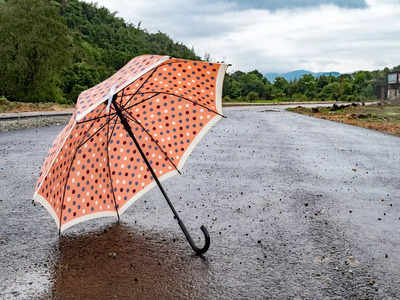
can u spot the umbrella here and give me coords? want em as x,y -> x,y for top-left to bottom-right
33,55 -> 228,255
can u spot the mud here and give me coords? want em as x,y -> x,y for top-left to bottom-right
0,106 -> 399,299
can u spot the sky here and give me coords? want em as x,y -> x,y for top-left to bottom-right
90,0 -> 400,73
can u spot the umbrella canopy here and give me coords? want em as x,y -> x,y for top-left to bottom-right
33,55 -> 227,253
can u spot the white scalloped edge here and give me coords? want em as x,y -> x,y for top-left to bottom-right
33,192 -> 60,229
34,118 -> 76,193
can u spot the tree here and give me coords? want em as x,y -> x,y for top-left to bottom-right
0,0 -> 73,102
297,74 -> 317,99
361,83 -> 374,99
392,65 -> 400,72
248,70 -> 264,80
62,62 -> 103,101
273,77 -> 288,98
317,75 -> 330,90
230,80 -> 242,99
343,81 -> 353,96
246,91 -> 259,101
241,73 -> 267,98
264,80 -> 273,100
319,82 -> 341,100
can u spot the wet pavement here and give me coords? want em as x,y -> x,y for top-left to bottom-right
0,106 -> 399,299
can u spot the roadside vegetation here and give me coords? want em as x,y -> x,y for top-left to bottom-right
222,68 -> 399,103
288,102 -> 400,136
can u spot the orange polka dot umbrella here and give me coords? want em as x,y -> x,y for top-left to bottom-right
33,55 -> 228,255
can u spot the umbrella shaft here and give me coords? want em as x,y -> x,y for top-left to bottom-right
113,98 -> 210,255
112,101 -> 181,220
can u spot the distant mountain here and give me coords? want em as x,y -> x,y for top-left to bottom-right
264,70 -> 340,82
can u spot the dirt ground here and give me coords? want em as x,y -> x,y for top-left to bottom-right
288,103 -> 400,136
0,98 -> 74,114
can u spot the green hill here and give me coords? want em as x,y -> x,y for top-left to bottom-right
0,0 -> 200,103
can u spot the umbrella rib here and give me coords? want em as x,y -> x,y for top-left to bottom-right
159,92 -> 226,118
117,58 -> 224,113
77,115 -> 117,149
121,66 -> 160,109
120,92 -> 160,112
121,109 -> 182,175
119,60 -> 197,110
77,112 -> 117,124
76,61 -> 195,123
106,114 -> 120,222
113,83 -> 126,110
58,149 -> 79,233
58,107 -> 107,233
124,91 -> 226,118
120,61 -> 190,110
107,116 -> 119,144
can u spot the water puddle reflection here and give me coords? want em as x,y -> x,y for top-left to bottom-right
46,224 -> 210,299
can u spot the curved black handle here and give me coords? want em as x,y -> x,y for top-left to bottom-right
178,220 -> 210,255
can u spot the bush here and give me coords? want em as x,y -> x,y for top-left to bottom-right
291,93 -> 308,101
272,97 -> 291,102
344,95 -> 355,102
246,91 -> 259,102
55,97 -> 73,105
222,95 -> 231,102
0,0 -> 73,103
0,96 -> 8,105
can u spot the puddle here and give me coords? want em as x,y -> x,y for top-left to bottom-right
45,224 -> 210,299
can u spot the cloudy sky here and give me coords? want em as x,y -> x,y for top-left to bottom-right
91,0 -> 400,73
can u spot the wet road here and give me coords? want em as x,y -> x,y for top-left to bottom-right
1,106 -> 399,299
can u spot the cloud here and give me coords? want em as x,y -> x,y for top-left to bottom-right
91,0 -> 400,73
218,0 -> 368,10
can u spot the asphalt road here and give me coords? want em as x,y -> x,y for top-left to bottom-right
0,106 -> 399,299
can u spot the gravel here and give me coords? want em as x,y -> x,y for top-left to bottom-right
0,115 -> 71,132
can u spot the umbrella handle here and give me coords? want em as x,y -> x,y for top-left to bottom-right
178,220 -> 210,255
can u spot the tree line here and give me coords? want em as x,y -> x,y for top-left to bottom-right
222,67 -> 399,102
0,0 -> 199,103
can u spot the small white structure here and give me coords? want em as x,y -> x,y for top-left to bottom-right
387,72 -> 400,100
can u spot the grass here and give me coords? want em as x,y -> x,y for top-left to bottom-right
222,98 -> 377,104
223,98 -> 323,104
288,103 -> 400,136
0,97 -> 74,113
